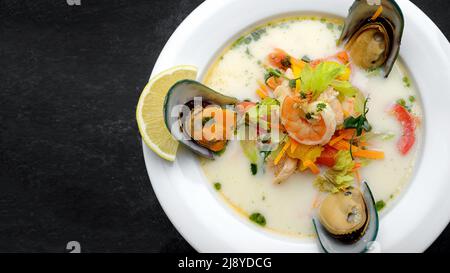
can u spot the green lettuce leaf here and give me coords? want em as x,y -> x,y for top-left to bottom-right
301,61 -> 346,99
331,80 -> 358,99
314,150 -> 355,193
240,140 -> 259,164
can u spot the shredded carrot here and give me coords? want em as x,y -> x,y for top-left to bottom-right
329,134 -> 347,147
352,162 -> 362,171
258,80 -> 269,92
266,76 -> 280,89
303,160 -> 320,174
310,59 -> 322,67
371,5 -> 383,21
338,128 -> 356,140
256,88 -> 268,99
353,149 -> 385,160
331,140 -> 359,152
274,140 -> 290,165
336,51 -> 350,64
359,141 -> 369,147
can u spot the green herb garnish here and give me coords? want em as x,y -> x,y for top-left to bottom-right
289,79 -> 297,88
214,182 -> 221,191
264,68 -> 283,81
343,97 -> 372,136
249,212 -> 266,226
376,200 -> 386,211
402,76 -> 411,88
251,163 -> 258,175
301,55 -> 312,63
396,98 -> 412,112
316,102 -> 327,112
408,95 -> 416,103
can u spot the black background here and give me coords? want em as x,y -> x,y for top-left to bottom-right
0,0 -> 448,253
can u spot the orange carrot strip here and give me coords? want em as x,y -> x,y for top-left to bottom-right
336,51 -> 350,64
303,160 -> 320,175
338,128 -> 356,140
331,140 -> 359,152
274,140 -> 290,165
258,80 -> 269,92
329,134 -> 347,147
266,76 -> 281,90
256,89 -> 268,99
352,162 -> 362,171
371,5 -> 383,21
353,149 -> 385,160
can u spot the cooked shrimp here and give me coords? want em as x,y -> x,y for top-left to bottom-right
281,96 -> 336,145
318,87 -> 344,125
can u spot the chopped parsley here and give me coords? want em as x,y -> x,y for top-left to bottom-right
375,200 -> 386,211
343,97 -> 372,136
301,55 -> 312,63
214,182 -> 221,191
316,102 -> 327,112
232,28 -> 267,48
397,98 -> 406,107
402,76 -> 411,88
249,212 -> 266,226
408,95 -> 416,103
289,79 -> 297,88
396,98 -> 412,112
264,68 -> 283,81
251,163 -> 258,175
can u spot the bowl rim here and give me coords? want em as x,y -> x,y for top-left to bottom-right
143,0 -> 450,252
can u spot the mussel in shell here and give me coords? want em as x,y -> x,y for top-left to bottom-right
338,0 -> 404,77
163,80 -> 238,159
312,182 -> 379,253
319,188 -> 368,242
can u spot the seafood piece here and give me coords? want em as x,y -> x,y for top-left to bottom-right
281,96 -> 337,145
271,156 -> 298,184
318,87 -> 345,126
186,105 -> 236,152
312,182 -> 379,253
338,0 -> 404,77
273,81 -> 292,105
164,80 -> 238,159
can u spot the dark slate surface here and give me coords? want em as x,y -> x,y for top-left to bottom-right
0,0 -> 448,253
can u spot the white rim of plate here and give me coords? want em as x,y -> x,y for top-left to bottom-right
143,0 -> 450,252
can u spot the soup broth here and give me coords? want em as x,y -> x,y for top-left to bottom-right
201,16 -> 421,237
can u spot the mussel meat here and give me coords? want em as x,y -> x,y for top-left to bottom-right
338,0 -> 404,77
312,182 -> 379,253
164,80 -> 239,159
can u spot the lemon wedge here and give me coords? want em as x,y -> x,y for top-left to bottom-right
136,65 -> 197,161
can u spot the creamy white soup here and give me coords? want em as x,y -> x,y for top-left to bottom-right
201,16 -> 422,237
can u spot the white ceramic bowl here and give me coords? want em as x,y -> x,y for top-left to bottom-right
143,0 -> 450,252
